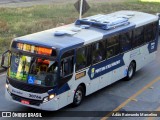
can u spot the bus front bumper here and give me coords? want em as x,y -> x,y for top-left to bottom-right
5,89 -> 59,111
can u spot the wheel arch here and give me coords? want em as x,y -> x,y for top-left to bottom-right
131,60 -> 136,72
78,83 -> 86,96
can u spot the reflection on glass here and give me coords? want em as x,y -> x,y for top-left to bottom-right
9,53 -> 58,87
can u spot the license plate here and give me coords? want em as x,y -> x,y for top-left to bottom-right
21,100 -> 30,105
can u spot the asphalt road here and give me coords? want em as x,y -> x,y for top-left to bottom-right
0,38 -> 160,120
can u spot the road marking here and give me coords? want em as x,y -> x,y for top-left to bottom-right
101,76 -> 160,120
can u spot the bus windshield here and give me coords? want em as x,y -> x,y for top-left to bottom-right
9,52 -> 58,87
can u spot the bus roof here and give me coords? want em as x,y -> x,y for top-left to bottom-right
14,10 -> 158,51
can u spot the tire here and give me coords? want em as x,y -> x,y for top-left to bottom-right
126,62 -> 136,81
72,86 -> 84,107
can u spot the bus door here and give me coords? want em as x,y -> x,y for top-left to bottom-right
58,50 -> 74,108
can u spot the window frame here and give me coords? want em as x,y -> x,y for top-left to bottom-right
119,31 -> 133,53
61,56 -> 74,78
144,23 -> 154,43
106,34 -> 120,59
152,21 -> 158,41
91,40 -> 106,65
60,50 -> 74,78
132,26 -> 145,48
76,44 -> 92,72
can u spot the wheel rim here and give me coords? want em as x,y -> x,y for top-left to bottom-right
75,90 -> 83,104
128,64 -> 134,78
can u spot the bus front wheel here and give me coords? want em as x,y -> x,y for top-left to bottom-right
72,86 -> 84,107
126,62 -> 136,80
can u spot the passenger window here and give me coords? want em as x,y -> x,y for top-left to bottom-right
120,31 -> 132,52
106,35 -> 120,59
144,23 -> 153,42
152,22 -> 158,40
133,27 -> 144,48
60,50 -> 74,78
76,47 -> 87,71
61,57 -> 74,77
92,41 -> 105,64
147,22 -> 158,42
76,45 -> 91,71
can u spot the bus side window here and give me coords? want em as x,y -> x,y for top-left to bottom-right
144,23 -> 153,42
92,41 -> 105,64
152,22 -> 158,40
120,31 -> 132,52
76,45 -> 91,71
61,57 -> 74,77
133,26 -> 144,48
76,47 -> 87,71
106,35 -> 120,59
60,50 -> 74,78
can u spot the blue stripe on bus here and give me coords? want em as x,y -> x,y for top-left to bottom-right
48,83 -> 70,95
88,54 -> 125,80
56,83 -> 70,95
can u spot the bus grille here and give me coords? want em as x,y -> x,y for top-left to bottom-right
11,93 -> 42,106
8,78 -> 53,93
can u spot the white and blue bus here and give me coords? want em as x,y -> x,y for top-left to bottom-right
1,11 -> 159,111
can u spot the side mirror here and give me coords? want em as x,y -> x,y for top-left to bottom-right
1,50 -> 11,69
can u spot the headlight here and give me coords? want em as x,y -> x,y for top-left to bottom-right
49,94 -> 55,100
43,94 -> 55,103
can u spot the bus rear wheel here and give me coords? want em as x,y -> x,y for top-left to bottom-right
72,86 -> 84,107
126,62 -> 136,80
